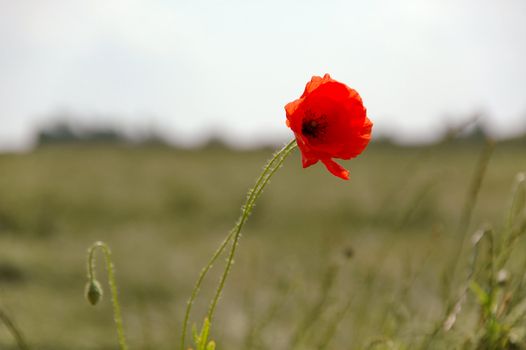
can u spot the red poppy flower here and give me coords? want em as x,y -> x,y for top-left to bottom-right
285,74 -> 373,180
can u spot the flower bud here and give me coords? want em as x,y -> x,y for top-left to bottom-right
85,280 -> 103,305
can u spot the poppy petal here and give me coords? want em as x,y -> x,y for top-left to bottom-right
302,154 -> 318,168
285,74 -> 372,180
321,159 -> 349,180
302,74 -> 334,97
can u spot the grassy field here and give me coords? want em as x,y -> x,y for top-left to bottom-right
0,140 -> 525,349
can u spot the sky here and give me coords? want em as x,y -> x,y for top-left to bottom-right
1,0 -> 526,150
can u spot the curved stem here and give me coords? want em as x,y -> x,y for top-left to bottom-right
87,241 -> 129,350
180,229 -> 236,350
180,139 -> 297,350
207,140 -> 297,321
0,308 -> 29,350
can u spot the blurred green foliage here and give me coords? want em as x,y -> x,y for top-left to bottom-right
0,140 -> 525,349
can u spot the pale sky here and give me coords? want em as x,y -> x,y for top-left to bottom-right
1,0 -> 526,149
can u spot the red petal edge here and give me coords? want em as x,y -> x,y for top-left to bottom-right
321,159 -> 350,180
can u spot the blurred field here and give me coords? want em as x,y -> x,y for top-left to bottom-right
0,140 -> 525,349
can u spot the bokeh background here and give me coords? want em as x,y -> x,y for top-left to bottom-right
1,1 -> 526,349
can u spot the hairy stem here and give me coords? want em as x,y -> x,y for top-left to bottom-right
180,139 -> 296,349
87,241 -> 129,350
207,140 -> 297,321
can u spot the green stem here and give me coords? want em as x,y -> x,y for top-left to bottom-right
450,141 -> 494,284
207,140 -> 297,321
180,139 -> 297,350
87,241 -> 129,350
180,229 -> 236,350
0,308 -> 30,350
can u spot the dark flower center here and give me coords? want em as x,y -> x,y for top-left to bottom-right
301,110 -> 327,139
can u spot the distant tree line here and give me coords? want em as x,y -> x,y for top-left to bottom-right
35,116 -> 526,149
35,119 -> 168,147
37,121 -> 125,144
